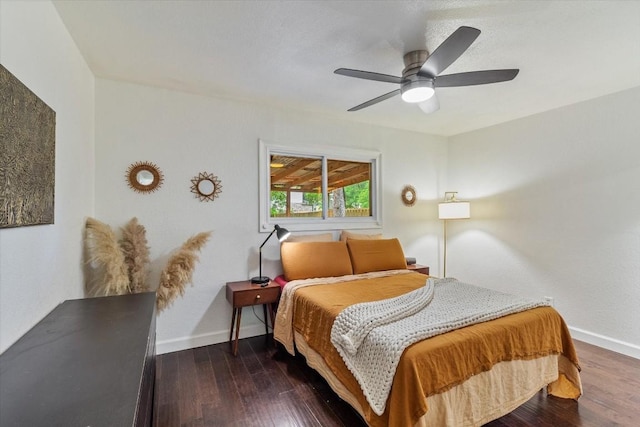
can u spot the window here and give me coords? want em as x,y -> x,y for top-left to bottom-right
259,140 -> 382,233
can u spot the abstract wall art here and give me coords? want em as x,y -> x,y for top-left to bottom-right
0,64 -> 56,228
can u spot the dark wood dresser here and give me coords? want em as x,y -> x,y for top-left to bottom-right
0,292 -> 156,427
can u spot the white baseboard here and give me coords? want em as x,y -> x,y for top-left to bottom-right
156,323 -> 269,355
156,324 -> 640,360
569,326 -> 640,360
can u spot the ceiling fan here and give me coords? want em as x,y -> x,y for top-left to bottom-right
335,26 -> 519,114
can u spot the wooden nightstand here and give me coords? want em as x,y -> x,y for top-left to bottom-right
225,280 -> 280,356
407,264 -> 430,275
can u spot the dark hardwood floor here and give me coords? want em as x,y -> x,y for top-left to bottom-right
153,336 -> 639,426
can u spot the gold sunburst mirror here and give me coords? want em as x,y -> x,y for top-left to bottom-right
401,185 -> 417,207
190,172 -> 222,202
126,161 -> 164,193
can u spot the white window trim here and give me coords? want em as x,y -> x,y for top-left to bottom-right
258,139 -> 382,233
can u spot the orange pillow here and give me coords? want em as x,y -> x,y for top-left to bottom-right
281,241 -> 353,281
339,230 -> 383,242
347,238 -> 407,274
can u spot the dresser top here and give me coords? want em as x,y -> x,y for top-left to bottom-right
0,292 -> 156,427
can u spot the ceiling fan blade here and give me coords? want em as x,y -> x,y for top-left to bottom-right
435,69 -> 519,87
418,94 -> 440,115
418,26 -> 481,77
348,89 -> 401,111
335,68 -> 403,84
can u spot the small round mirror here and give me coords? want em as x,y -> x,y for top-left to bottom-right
401,185 -> 417,207
136,170 -> 155,186
190,172 -> 222,202
197,179 -> 215,196
126,161 -> 164,193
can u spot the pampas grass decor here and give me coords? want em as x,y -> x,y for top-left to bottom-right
156,231 -> 212,312
119,217 -> 151,293
85,217 -> 130,296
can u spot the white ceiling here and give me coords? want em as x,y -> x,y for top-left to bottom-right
53,0 -> 640,136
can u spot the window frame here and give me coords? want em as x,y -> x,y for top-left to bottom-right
258,139 -> 382,233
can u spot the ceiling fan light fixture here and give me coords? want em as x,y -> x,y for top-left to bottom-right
401,80 -> 435,103
337,27 -> 518,112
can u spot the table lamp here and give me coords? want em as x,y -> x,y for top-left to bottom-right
251,224 -> 290,286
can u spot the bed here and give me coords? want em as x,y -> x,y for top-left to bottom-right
273,238 -> 582,427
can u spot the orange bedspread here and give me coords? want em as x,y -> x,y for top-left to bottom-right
276,271 -> 581,427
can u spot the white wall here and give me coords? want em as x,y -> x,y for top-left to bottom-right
0,1 -> 95,353
4,1 -> 635,360
94,78 -> 447,353
447,87 -> 640,358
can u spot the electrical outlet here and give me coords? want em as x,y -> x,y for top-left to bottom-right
544,296 -> 554,307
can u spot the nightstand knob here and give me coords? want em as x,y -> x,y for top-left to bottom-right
256,294 -> 261,300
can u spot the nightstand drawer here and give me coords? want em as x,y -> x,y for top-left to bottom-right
231,286 -> 280,307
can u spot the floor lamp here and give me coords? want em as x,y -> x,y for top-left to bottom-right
438,192 -> 470,277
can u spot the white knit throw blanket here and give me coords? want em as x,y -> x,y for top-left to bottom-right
274,269 -> 413,355
330,278 -> 549,416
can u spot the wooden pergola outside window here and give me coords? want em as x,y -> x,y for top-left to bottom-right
269,154 -> 371,218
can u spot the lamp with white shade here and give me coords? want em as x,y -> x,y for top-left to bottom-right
438,192 -> 470,277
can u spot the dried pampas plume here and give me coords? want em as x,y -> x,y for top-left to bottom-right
84,217 -> 211,310
119,217 -> 151,293
156,231 -> 212,312
85,217 -> 130,296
